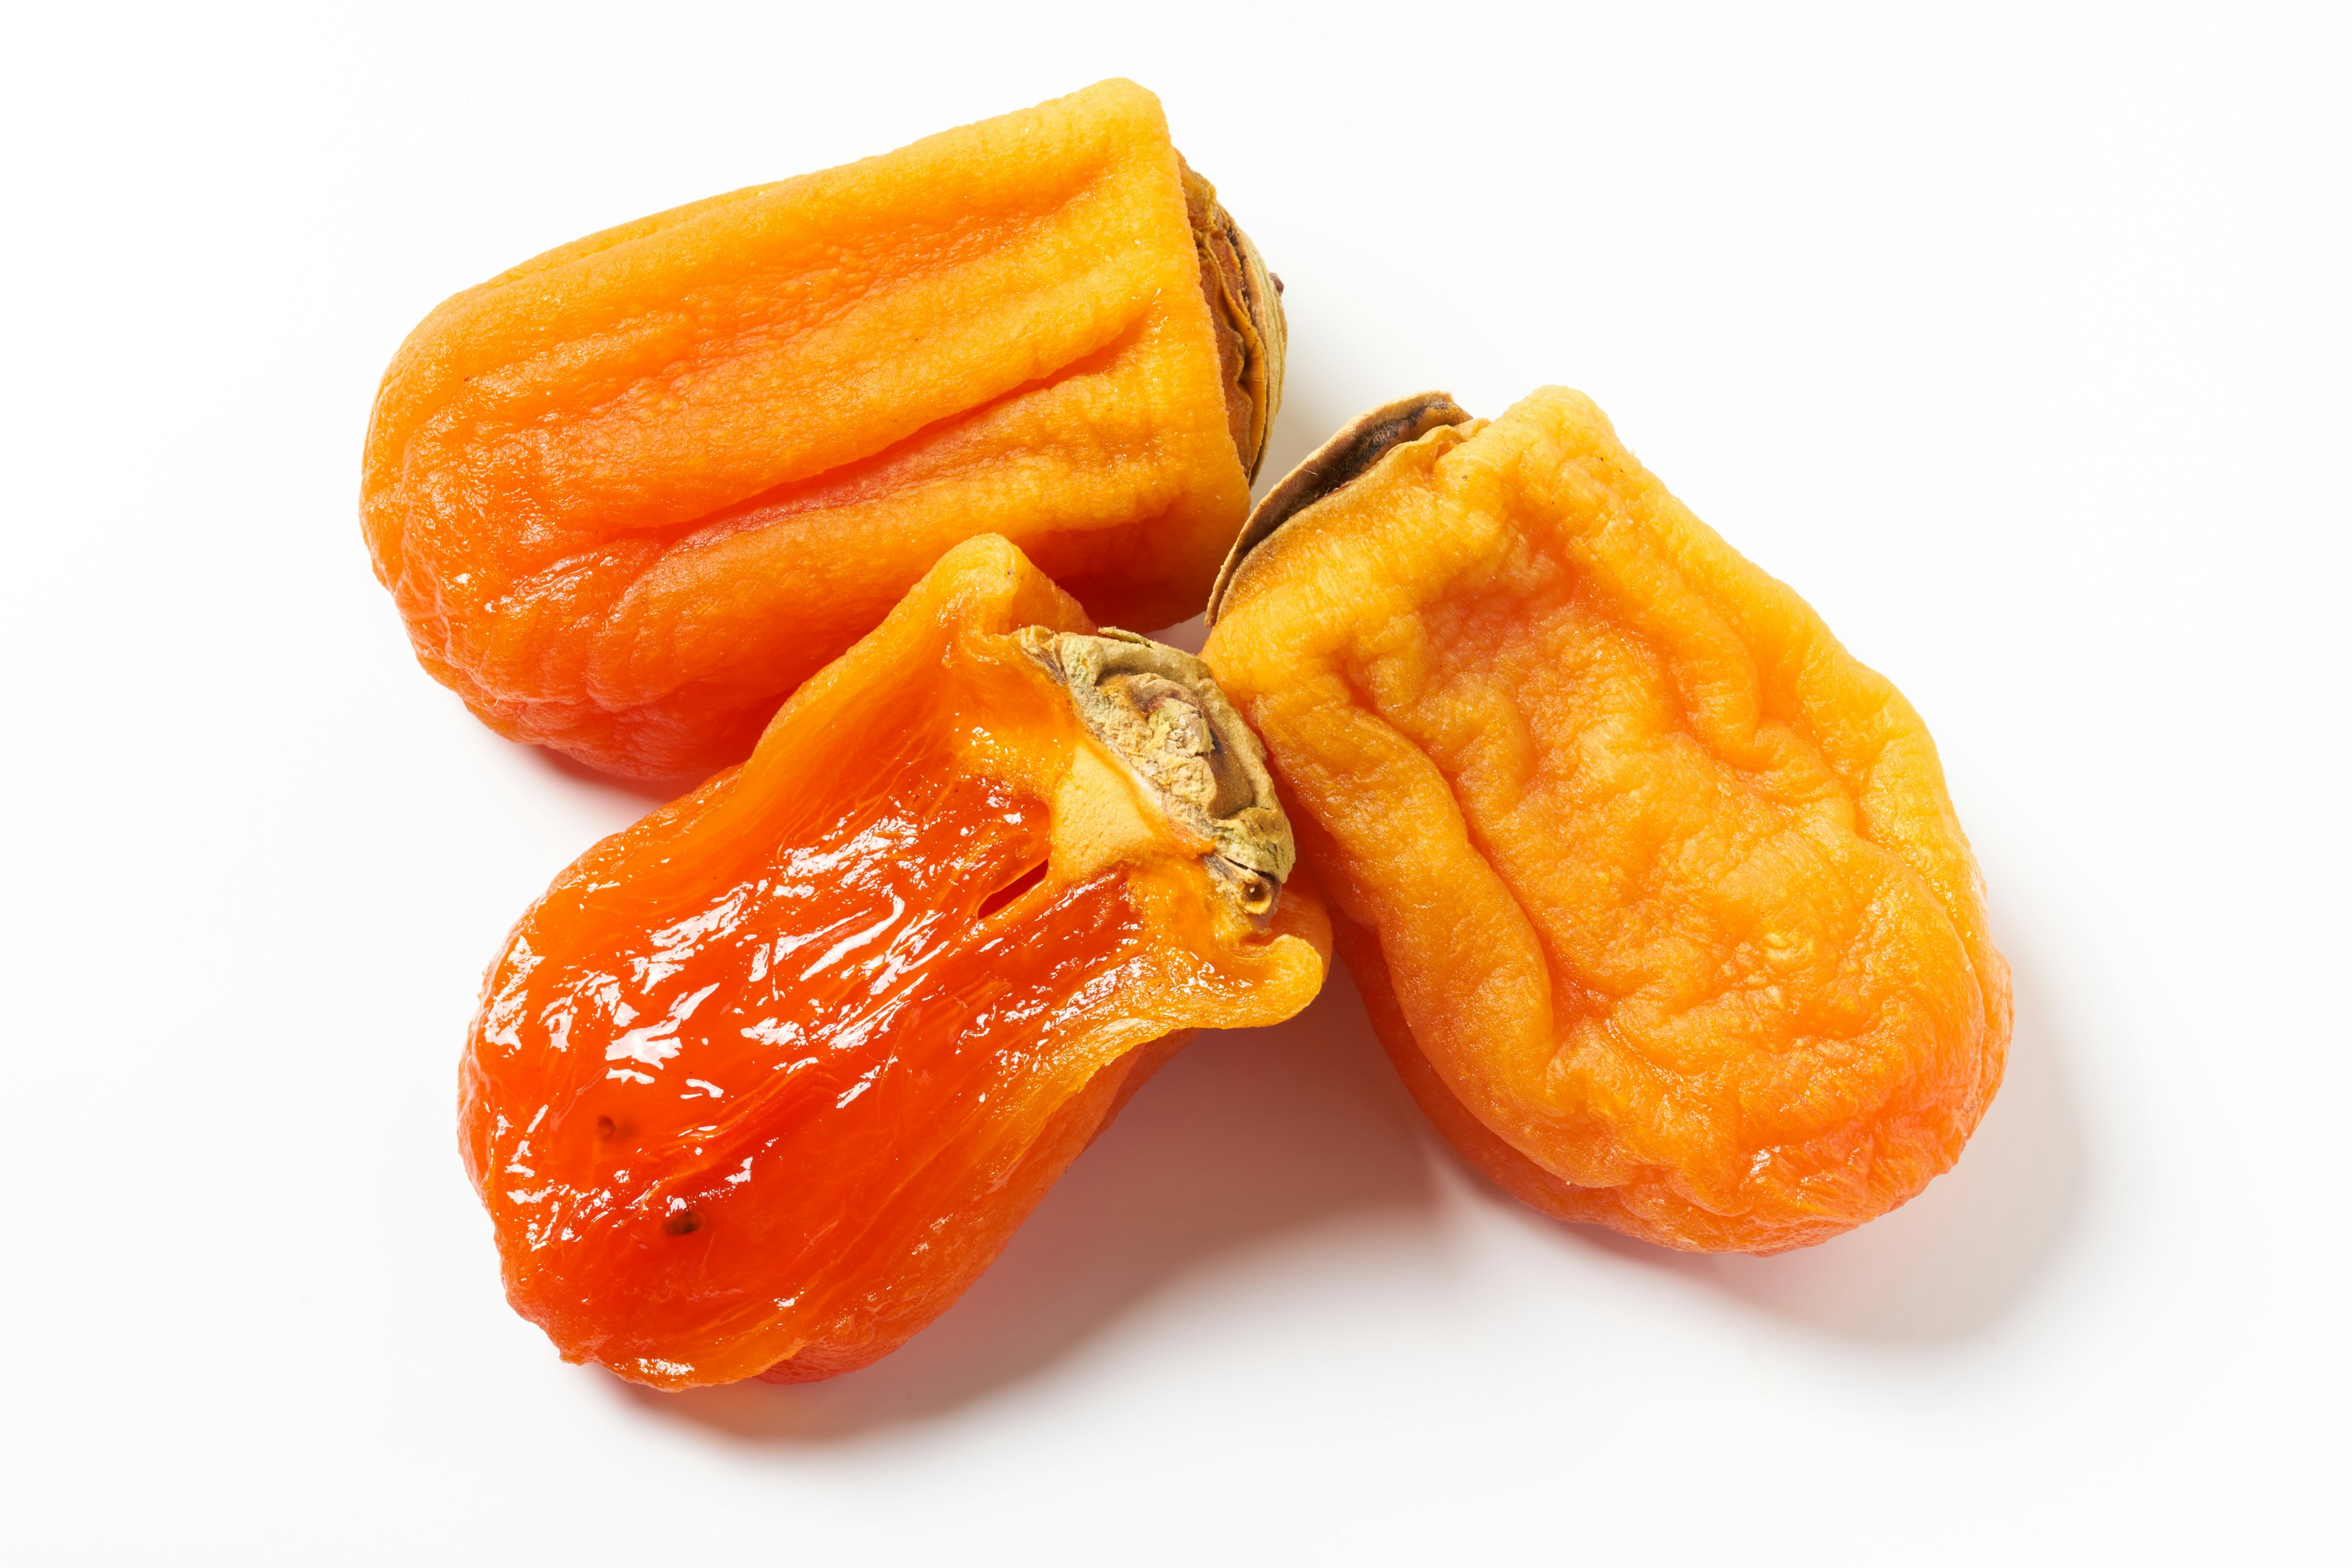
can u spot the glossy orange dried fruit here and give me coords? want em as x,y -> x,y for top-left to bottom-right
364,78 -> 1283,780
462,536 -> 1327,1387
1202,388 -> 2010,1253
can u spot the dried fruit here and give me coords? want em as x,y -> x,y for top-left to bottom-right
462,536 -> 1327,1387
1202,389 -> 2009,1253
364,78 -> 1283,780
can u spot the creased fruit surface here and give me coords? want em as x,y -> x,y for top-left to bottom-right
462,537 -> 1327,1387
365,78 -> 1280,779
1202,388 -> 2008,1253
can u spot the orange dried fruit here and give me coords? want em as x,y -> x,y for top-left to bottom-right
462,536 -> 1327,1387
364,79 -> 1283,780
1202,388 -> 2010,1253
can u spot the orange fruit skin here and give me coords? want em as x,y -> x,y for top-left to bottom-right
460,537 -> 1327,1387
1203,390 -> 2010,1254
364,80 -> 1252,780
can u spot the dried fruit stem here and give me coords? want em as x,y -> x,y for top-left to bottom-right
1204,391 -> 1474,624
1182,162 -> 1286,483
1017,627 -> 1294,925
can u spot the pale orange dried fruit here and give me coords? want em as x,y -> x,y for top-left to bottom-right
1203,388 -> 2010,1253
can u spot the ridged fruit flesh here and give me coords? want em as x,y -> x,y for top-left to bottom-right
365,79 -> 1278,778
1202,388 -> 2008,1253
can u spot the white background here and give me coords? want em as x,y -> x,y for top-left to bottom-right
6,3 -> 2346,1562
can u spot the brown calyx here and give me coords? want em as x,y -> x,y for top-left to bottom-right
1203,391 -> 1477,625
1182,161 -> 1287,484
1016,625 -> 1294,927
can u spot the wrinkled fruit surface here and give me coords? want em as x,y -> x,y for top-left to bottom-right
365,78 -> 1283,780
1202,388 -> 2010,1253
461,537 -> 1327,1387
